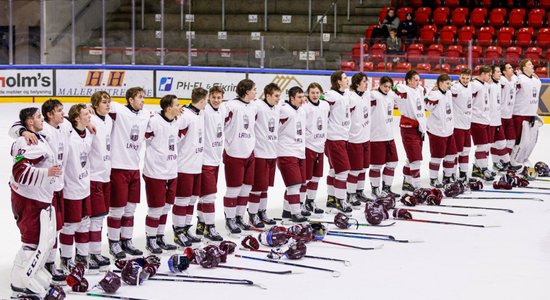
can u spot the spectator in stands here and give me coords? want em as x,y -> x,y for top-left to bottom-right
397,13 -> 417,44
371,8 -> 400,42
386,29 -> 403,56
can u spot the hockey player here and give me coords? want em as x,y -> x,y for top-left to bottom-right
173,88 -> 207,246
88,92 -> 114,270
278,86 -> 308,222
107,87 -> 152,258
499,63 -> 520,169
347,72 -> 372,204
10,107 -> 60,298
195,86 -> 226,241
487,65 -> 509,172
425,74 -> 457,187
302,82 -> 329,214
369,76 -> 400,197
222,79 -> 257,234
59,104 -> 95,272
143,94 -> 181,253
324,71 -> 353,213
470,66 -> 495,180
511,59 -> 542,167
250,83 -> 281,226
393,70 -> 426,191
450,68 -> 473,181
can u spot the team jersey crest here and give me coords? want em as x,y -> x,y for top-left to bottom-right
130,125 -> 140,141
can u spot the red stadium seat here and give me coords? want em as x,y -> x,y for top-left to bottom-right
440,25 -> 457,45
489,8 -> 507,28
505,46 -> 522,61
457,26 -> 475,45
535,67 -> 548,78
541,0 -> 550,9
407,43 -> 425,63
360,61 -> 374,71
469,45 -> 484,64
415,63 -> 432,73
481,0 -> 492,7
525,47 -> 543,61
379,7 -> 391,23
433,7 -> 451,26
516,27 -> 535,47
453,64 -> 469,74
546,49 -> 550,60
365,25 -> 377,39
351,43 -> 368,61
415,7 -> 432,26
451,7 -> 469,27
470,8 -> 488,27
473,64 -> 482,75
408,0 -> 423,7
426,44 -> 444,64
420,25 -> 437,44
370,43 -> 387,61
395,62 -> 413,72
445,45 -> 464,65
528,9 -> 546,28
477,26 -> 495,46
485,46 -> 503,62
497,27 -> 515,48
341,61 -> 355,71
508,8 -> 526,28
537,28 -> 550,48
434,63 -> 451,74
397,7 -> 414,21
445,0 -> 460,7
375,62 -> 393,72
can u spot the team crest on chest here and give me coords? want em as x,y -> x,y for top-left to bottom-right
296,121 -> 302,135
345,105 -> 349,118
532,87 -> 537,98
216,123 -> 222,138
467,98 -> 472,109
317,117 -> 323,130
130,125 -> 140,142
80,151 -> 88,168
446,102 -> 451,115
416,98 -> 422,111
387,104 -> 392,116
168,135 -> 175,151
268,117 -> 275,133
363,105 -> 369,119
243,114 -> 249,130
198,128 -> 203,144
106,134 -> 111,151
57,143 -> 64,161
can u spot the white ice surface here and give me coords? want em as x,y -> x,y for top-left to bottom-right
0,103 -> 549,300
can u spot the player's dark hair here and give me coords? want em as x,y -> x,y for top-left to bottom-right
288,86 -> 304,100
209,85 -> 225,96
405,70 -> 419,84
350,72 -> 368,92
330,71 -> 346,91
379,76 -> 394,87
160,94 -> 178,111
500,63 -> 513,74
19,107 -> 39,128
125,87 -> 145,102
91,91 -> 111,109
491,64 -> 501,74
191,87 -> 208,104
264,83 -> 281,98
236,79 -> 255,98
306,82 -> 324,94
437,74 -> 451,85
41,99 -> 63,122
67,103 -> 88,128
478,65 -> 491,74
460,68 -> 472,75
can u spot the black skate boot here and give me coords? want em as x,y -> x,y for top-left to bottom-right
430,178 -> 444,188
300,203 -> 312,216
60,256 -> 75,274
225,218 -> 242,234
326,195 -> 337,208
120,239 -> 143,256
334,197 -> 353,213
75,254 -> 99,274
304,198 -> 324,214
90,253 -> 111,271
195,219 -> 205,236
173,226 -> 192,247
355,190 -> 373,202
235,216 -> 252,231
258,210 -> 276,225
156,235 -> 177,251
382,183 -> 401,197
281,210 -> 292,220
402,179 -> 415,192
44,262 -> 66,283
471,164 -> 483,179
291,214 -> 308,223
493,161 -> 507,172
442,175 -> 455,185
346,193 -> 362,207
108,240 -> 126,259
204,225 -> 224,242
145,236 -> 163,255
371,185 -> 384,198
183,225 -> 202,243
248,212 -> 265,228
458,171 -> 468,182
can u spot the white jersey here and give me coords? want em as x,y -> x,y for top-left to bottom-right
223,99 -> 256,159
177,105 -> 205,174
349,90 -> 372,144
303,99 -> 330,153
10,135 -> 57,203
277,101 -> 306,159
470,79 -> 490,125
393,84 -> 427,133
325,89 -> 351,141
370,89 -> 395,142
450,81 -> 473,130
425,89 -> 454,137
203,104 -> 225,167
63,128 -> 93,200
253,100 -> 280,159
143,113 -> 179,180
500,75 -> 518,119
89,114 -> 113,183
488,80 -> 503,126
41,121 -> 71,192
109,101 -> 151,170
513,73 -> 542,116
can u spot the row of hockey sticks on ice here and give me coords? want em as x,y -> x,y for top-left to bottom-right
326,231 -> 423,243
234,254 -> 341,277
437,204 -> 514,213
396,207 -> 484,217
392,209 -> 499,228
273,217 -> 396,227
238,246 -> 351,266
69,291 -> 149,300
218,264 -> 294,275
476,189 -> 550,196
454,195 -> 544,202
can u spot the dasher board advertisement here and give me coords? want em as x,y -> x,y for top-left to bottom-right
56,69 -> 154,97
0,70 -> 53,96
156,71 -> 244,100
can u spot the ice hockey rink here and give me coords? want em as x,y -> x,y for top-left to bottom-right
0,102 -> 549,300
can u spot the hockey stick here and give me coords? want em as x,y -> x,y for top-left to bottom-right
520,186 -> 550,191
401,208 -> 484,217
476,189 -> 550,196
529,178 -> 550,183
238,247 -> 351,266
149,277 -> 267,290
273,218 -> 396,227
438,204 -> 514,213
454,196 -> 544,202
114,269 -> 262,283
234,254 -> 341,277
328,231 -> 395,239
395,218 -> 499,228
218,264 -> 295,275
326,232 -> 423,243
68,291 -> 149,300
